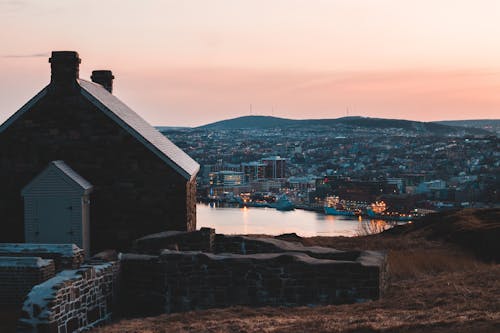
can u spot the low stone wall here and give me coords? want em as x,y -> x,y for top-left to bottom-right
120,249 -> 386,315
0,243 -> 85,271
118,254 -> 165,316
17,261 -> 120,333
214,234 -> 361,260
132,229 -> 361,261
0,257 -> 55,307
133,227 -> 215,254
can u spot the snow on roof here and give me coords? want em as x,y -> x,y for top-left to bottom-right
0,256 -> 53,268
21,160 -> 93,196
79,79 -> 199,180
51,160 -> 93,190
0,243 -> 83,257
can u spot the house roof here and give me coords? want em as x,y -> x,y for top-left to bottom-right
51,160 -> 93,191
22,160 -> 93,196
78,79 -> 199,180
0,79 -> 200,181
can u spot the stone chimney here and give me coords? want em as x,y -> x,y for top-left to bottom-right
91,70 -> 114,93
49,51 -> 81,90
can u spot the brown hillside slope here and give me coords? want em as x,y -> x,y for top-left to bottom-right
88,208 -> 498,332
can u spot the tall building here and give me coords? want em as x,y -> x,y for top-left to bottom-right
261,156 -> 287,179
241,162 -> 267,181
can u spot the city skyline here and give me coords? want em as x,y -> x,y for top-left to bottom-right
1,0 -> 499,126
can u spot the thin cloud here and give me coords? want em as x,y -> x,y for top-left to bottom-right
1,52 -> 49,58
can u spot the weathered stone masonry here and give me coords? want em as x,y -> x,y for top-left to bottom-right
120,230 -> 387,315
0,244 -> 85,271
17,261 -> 120,333
0,257 -> 55,308
120,250 -> 386,315
3,231 -> 387,332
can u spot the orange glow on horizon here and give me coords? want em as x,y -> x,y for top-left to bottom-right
1,1 -> 499,126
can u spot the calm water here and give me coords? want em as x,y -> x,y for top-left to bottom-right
197,203 -> 403,237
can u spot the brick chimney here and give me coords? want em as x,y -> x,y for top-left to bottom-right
91,70 -> 114,93
49,51 -> 81,91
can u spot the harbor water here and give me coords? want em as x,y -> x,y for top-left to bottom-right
197,203 -> 405,237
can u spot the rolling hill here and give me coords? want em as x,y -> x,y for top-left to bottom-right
197,116 -> 491,135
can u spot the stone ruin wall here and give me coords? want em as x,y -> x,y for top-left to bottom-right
120,250 -> 385,315
0,244 -> 120,333
122,229 -> 387,315
0,257 -> 55,308
17,261 -> 120,333
0,230 -> 387,331
0,244 -> 85,271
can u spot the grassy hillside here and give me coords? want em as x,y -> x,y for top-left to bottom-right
92,208 -> 500,333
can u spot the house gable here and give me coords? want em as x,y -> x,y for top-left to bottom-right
78,79 -> 199,180
0,73 -> 199,183
0,51 -> 197,249
21,160 -> 93,197
0,87 -> 48,134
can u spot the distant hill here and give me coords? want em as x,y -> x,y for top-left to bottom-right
156,126 -> 190,131
434,119 -> 500,134
197,116 -> 490,135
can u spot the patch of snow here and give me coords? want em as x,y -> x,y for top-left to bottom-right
83,262 -> 113,273
0,256 -> 53,268
20,269 -> 81,324
120,253 -> 159,261
0,243 -> 82,257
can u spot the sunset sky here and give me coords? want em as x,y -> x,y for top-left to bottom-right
1,0 -> 499,126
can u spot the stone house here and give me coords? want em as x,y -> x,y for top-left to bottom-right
0,51 -> 199,253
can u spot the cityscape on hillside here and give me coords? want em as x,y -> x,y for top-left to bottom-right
2,1 -> 500,332
161,116 -> 500,216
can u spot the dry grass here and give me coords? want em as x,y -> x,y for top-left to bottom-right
4,208 -> 498,333
91,209 -> 500,332
92,263 -> 500,332
387,249 -> 486,280
92,241 -> 500,333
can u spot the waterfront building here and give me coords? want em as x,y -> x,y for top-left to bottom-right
261,156 -> 287,179
242,161 -> 267,181
209,171 -> 246,187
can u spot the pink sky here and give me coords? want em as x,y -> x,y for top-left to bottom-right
1,0 -> 499,126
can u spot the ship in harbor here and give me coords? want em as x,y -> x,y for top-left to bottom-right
365,201 -> 415,221
323,196 -> 362,216
324,196 -> 418,221
272,195 -> 295,211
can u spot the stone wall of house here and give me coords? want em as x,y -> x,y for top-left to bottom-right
0,243 -> 84,271
186,178 -> 197,233
0,257 -> 55,308
120,249 -> 386,315
17,261 -> 120,333
0,88 -> 196,252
